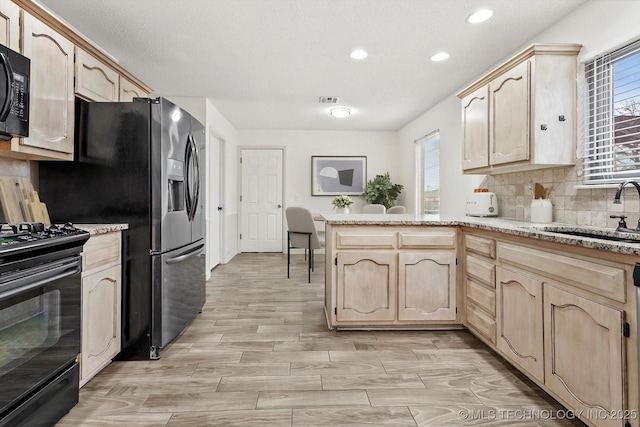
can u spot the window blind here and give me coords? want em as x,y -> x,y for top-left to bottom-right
584,38 -> 640,184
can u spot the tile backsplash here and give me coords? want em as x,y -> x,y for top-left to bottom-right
482,164 -> 639,229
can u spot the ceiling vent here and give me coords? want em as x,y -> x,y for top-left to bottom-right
319,96 -> 340,104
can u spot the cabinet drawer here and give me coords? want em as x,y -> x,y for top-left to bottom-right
398,228 -> 456,248
466,300 -> 496,344
82,232 -> 121,273
465,234 -> 495,259
497,242 -> 626,303
336,232 -> 396,249
467,279 -> 495,316
466,254 -> 495,287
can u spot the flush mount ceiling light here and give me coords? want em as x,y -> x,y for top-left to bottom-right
430,52 -> 450,62
330,107 -> 351,118
349,49 -> 368,60
466,9 -> 494,24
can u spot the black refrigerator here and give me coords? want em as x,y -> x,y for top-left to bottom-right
39,97 -> 206,360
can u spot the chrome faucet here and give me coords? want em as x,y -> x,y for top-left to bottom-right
612,180 -> 640,232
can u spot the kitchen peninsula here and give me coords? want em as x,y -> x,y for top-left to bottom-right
323,213 -> 640,427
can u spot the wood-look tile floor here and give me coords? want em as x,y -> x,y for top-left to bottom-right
57,253 -> 584,426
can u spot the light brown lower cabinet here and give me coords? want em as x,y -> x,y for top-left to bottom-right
544,285 -> 624,427
80,230 -> 122,387
467,237 -> 632,427
398,252 -> 456,321
336,251 -> 396,322
81,264 -> 121,385
327,225 -> 459,328
496,266 -> 544,383
335,250 -> 458,324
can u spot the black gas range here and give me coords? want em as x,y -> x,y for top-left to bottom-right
0,222 -> 89,255
0,222 -> 89,427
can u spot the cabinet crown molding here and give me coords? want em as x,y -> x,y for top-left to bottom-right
13,0 -> 152,94
456,43 -> 582,99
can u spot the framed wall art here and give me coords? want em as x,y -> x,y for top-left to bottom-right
311,156 -> 367,196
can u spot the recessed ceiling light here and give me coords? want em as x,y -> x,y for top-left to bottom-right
467,9 -> 494,24
430,52 -> 450,62
330,107 -> 351,118
349,49 -> 368,60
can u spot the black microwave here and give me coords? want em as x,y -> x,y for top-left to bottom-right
0,43 -> 29,141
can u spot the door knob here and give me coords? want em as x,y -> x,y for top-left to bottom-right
277,204 -> 282,208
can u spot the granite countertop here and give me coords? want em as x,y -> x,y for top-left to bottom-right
75,224 -> 129,236
320,213 -> 640,256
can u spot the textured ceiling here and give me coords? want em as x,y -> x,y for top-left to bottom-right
38,0 -> 586,131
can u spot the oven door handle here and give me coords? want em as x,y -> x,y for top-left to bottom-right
0,262 -> 81,300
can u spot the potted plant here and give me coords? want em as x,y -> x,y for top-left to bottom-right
361,172 -> 404,209
332,194 -> 353,214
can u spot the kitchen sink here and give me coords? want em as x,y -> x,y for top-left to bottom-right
544,229 -> 640,244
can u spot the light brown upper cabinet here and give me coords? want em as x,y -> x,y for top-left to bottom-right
0,0 -> 20,50
119,76 -> 149,101
20,12 -> 75,160
458,44 -> 581,174
75,47 -> 119,102
461,86 -> 489,170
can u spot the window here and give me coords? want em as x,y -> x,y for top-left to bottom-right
584,39 -> 640,185
415,130 -> 440,214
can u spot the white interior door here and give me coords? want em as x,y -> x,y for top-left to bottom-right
240,148 -> 283,252
208,133 -> 222,270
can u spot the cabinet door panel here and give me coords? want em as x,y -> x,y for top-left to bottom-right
544,285 -> 623,427
461,86 -> 489,170
490,60 -> 530,165
22,13 -> 75,156
81,265 -> 121,386
336,252 -> 396,322
398,252 -> 456,321
120,76 -> 149,101
76,47 -> 119,102
496,267 -> 544,383
0,0 -> 20,50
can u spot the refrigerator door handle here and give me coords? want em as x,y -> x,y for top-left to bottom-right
165,243 -> 205,265
184,135 -> 194,219
184,134 -> 200,222
190,136 -> 201,221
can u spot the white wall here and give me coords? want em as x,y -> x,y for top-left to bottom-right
397,0 -> 640,219
238,130 -> 400,215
